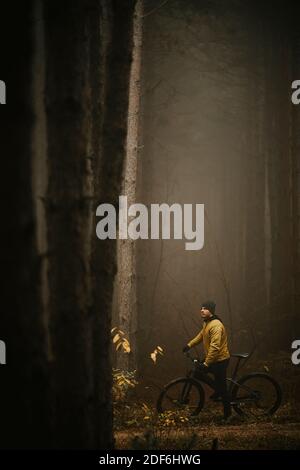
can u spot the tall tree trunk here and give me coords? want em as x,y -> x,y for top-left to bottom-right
44,0 -> 95,447
90,0 -> 137,448
240,4 -> 267,352
264,7 -> 294,349
0,1 -> 51,448
291,10 -> 300,335
1,0 -> 136,449
115,0 -> 143,372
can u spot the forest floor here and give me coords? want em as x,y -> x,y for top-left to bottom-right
113,352 -> 300,450
114,402 -> 300,450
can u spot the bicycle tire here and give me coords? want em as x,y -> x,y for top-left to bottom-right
157,377 -> 205,416
231,372 -> 282,417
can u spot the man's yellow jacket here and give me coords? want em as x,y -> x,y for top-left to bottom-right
187,317 -> 230,366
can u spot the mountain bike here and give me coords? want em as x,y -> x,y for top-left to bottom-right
156,352 -> 282,418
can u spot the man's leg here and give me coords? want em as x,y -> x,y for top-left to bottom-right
211,359 -> 231,419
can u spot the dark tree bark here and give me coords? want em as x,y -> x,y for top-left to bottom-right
44,0 -> 99,448
44,0 -> 136,448
291,7 -> 300,335
90,0 -> 137,449
0,1 -> 51,448
0,0 -> 136,449
264,5 -> 294,349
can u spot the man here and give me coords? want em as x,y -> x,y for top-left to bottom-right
183,301 -> 232,421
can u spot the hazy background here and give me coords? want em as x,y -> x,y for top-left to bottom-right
135,0 -> 300,383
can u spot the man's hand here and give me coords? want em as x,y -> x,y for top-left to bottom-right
182,345 -> 190,353
198,362 -> 209,372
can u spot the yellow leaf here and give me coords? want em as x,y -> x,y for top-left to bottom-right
122,339 -> 131,353
116,341 -> 123,351
113,334 -> 120,344
150,352 -> 157,363
157,346 -> 163,352
111,327 -> 118,334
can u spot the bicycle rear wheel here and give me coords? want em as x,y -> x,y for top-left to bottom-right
157,378 -> 205,416
231,373 -> 282,417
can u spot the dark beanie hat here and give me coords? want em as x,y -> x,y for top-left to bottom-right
201,300 -> 216,314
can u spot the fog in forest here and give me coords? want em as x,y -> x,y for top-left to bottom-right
114,0 -> 300,386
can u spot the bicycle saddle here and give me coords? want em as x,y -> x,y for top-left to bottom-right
231,353 -> 249,359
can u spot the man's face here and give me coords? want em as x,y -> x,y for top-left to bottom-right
200,307 -> 212,320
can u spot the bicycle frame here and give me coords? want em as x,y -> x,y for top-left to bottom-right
187,353 -> 248,397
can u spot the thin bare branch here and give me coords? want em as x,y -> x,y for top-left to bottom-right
141,0 -> 171,18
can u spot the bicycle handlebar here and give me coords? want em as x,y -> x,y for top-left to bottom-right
184,351 -> 203,364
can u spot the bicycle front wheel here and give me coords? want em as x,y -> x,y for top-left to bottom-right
231,373 -> 282,417
157,378 -> 205,417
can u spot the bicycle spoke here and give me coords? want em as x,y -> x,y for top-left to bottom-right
157,379 -> 204,416
232,374 -> 281,418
